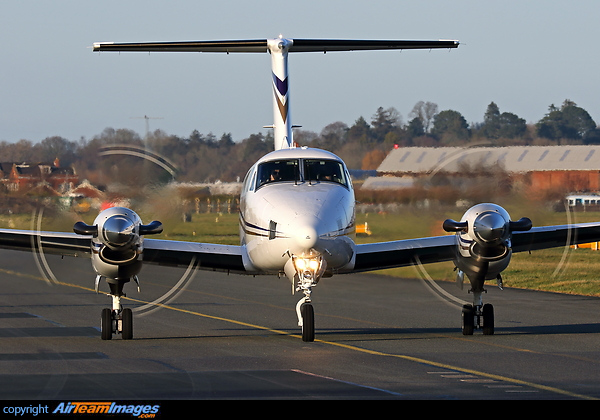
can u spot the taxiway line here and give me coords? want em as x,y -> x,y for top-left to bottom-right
2,267 -> 595,400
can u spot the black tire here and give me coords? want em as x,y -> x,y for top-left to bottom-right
101,308 -> 112,340
482,303 -> 494,335
461,304 -> 474,335
121,308 -> 133,340
301,303 -> 315,342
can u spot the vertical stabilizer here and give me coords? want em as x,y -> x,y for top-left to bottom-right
92,37 -> 458,152
268,37 -> 295,150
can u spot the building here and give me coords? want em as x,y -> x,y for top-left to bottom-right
0,161 -> 78,193
365,145 -> 600,196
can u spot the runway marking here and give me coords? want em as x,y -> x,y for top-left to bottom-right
3,268 -> 596,400
122,295 -> 597,400
292,369 -> 403,397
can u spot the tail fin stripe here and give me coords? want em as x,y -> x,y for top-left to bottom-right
273,73 -> 289,96
273,87 -> 288,123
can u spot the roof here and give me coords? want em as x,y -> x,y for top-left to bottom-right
256,147 -> 343,164
377,145 -> 600,174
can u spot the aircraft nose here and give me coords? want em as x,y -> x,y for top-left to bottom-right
473,212 -> 507,243
294,224 -> 318,252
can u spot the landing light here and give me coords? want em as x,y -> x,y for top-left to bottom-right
294,257 -> 320,272
292,255 -> 325,280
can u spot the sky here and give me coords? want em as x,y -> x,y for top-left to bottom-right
1,1 -> 599,144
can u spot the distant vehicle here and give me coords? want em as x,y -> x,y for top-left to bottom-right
567,194 -> 600,208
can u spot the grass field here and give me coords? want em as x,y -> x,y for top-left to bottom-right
2,205 -> 600,297
356,208 -> 600,297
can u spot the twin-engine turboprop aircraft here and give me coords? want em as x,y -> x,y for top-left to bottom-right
1,36 -> 600,341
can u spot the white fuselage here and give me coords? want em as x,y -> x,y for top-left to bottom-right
239,147 -> 356,274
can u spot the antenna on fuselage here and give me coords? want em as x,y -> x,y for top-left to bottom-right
93,38 -> 459,151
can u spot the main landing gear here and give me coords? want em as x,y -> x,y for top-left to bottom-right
101,307 -> 133,340
461,288 -> 494,335
99,277 -> 136,340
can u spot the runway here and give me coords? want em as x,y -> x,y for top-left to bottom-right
1,248 -> 600,400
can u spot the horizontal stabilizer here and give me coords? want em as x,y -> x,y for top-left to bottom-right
92,39 -> 459,53
288,39 -> 459,52
93,39 -> 269,53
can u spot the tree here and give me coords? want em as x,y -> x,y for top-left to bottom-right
481,102 -> 501,139
361,149 -> 387,170
406,117 -> 425,138
480,102 -> 526,139
0,139 -> 35,162
238,133 -> 270,163
218,132 -> 235,149
431,110 -> 470,144
371,107 -> 401,142
318,121 -> 348,151
346,116 -> 373,144
36,136 -> 78,167
497,112 -> 527,138
409,101 -> 438,133
537,100 -> 597,140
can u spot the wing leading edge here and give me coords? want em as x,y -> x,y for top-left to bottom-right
351,221 -> 600,273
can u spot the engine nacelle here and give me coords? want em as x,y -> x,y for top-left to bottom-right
443,203 -> 531,283
74,207 -> 163,281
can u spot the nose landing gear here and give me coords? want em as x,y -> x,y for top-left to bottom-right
288,254 -> 324,342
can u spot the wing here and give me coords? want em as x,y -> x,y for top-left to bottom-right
352,235 -> 457,272
0,228 -> 91,257
1,220 -> 599,276
350,221 -> 600,273
0,228 -> 249,274
142,238 -> 248,274
512,222 -> 600,252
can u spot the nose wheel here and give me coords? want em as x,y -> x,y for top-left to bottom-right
296,296 -> 315,342
301,303 -> 314,342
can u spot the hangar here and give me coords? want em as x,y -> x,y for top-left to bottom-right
364,145 -> 600,196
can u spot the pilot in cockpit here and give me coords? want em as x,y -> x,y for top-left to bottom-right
270,169 -> 281,182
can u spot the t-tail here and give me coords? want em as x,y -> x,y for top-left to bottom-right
93,37 -> 459,150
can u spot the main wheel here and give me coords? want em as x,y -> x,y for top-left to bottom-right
101,308 -> 113,340
301,303 -> 315,342
121,308 -> 133,340
461,304 -> 474,335
482,303 -> 494,335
